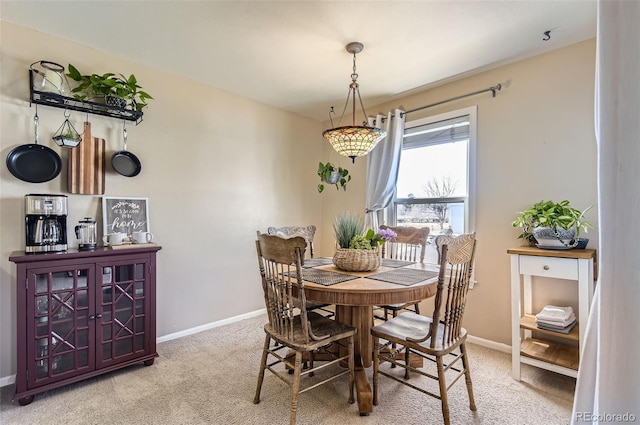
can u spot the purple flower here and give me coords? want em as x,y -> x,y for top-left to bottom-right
365,228 -> 397,247
377,228 -> 397,242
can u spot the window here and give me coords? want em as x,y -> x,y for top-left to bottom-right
390,106 -> 477,261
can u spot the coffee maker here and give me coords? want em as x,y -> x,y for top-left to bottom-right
25,194 -> 68,253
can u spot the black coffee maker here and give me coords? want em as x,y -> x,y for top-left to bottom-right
25,194 -> 68,253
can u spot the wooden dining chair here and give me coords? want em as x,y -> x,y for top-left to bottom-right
377,225 -> 430,321
371,233 -> 477,425
253,233 -> 356,425
266,225 -> 334,318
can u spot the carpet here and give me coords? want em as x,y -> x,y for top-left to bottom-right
0,314 -> 576,424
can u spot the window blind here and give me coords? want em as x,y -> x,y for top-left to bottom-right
403,115 -> 470,149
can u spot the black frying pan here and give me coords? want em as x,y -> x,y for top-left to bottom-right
6,115 -> 62,183
112,126 -> 141,177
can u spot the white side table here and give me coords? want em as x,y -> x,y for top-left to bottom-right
508,246 -> 596,380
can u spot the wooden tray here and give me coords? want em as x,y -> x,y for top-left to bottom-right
108,242 -> 157,250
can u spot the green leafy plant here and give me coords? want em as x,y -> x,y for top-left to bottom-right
333,212 -> 364,248
348,228 -> 398,250
317,162 -> 351,193
349,235 -> 371,249
66,64 -> 153,111
512,200 -> 593,245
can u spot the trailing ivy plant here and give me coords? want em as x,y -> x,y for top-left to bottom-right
66,64 -> 153,111
512,200 -> 593,245
317,162 -> 351,193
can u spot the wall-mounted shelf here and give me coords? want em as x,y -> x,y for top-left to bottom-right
29,70 -> 143,124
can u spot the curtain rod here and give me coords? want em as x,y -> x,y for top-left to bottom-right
394,83 -> 502,118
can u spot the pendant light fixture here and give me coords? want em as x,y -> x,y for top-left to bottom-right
322,42 -> 387,163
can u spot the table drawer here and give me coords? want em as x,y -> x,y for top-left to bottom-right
519,255 -> 578,280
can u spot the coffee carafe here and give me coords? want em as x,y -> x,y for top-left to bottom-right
75,217 -> 97,251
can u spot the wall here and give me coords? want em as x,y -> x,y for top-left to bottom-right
318,39 -> 598,345
0,22 -> 323,381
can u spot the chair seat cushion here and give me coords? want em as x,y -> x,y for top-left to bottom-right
371,311 -> 466,353
265,311 -> 355,350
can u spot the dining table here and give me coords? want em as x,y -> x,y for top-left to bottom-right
297,257 -> 440,415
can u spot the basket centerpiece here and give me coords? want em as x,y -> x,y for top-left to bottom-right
332,212 -> 397,272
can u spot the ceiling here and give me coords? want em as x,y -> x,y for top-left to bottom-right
1,1 -> 597,121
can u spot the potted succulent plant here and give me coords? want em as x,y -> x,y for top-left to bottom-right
66,64 -> 153,111
512,200 -> 593,248
317,162 -> 351,193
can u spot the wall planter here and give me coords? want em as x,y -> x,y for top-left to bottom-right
317,162 -> 350,193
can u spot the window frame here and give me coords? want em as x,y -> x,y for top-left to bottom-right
389,105 -> 477,234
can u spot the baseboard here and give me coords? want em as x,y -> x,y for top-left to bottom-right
0,374 -> 14,387
156,308 -> 266,343
467,334 -> 512,354
0,308 -> 267,388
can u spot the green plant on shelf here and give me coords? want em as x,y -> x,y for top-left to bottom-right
66,64 -> 153,111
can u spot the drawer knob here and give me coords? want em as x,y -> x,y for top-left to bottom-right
543,265 -> 550,270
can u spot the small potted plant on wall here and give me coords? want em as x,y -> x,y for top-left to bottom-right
512,200 -> 593,249
317,162 -> 351,193
66,64 -> 153,111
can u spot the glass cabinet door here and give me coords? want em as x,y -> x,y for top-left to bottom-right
28,264 -> 95,387
97,259 -> 150,367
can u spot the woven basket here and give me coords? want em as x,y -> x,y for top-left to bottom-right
332,247 -> 381,272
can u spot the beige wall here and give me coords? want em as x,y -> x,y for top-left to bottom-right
0,21 -> 597,382
0,22 -> 324,380
318,39 -> 598,345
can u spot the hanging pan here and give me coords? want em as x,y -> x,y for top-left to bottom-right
111,123 -> 141,177
6,112 -> 62,183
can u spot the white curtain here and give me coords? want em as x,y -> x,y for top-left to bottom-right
572,1 -> 640,423
364,109 -> 405,230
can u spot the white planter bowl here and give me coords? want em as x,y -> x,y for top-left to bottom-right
533,226 -> 576,249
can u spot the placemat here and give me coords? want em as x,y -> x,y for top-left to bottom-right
380,258 -> 416,268
301,257 -> 334,268
368,268 -> 439,286
285,269 -> 358,286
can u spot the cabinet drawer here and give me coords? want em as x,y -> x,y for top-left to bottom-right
519,255 -> 578,280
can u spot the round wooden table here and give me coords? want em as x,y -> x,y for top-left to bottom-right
303,261 -> 439,415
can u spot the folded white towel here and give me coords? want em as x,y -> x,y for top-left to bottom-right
535,305 -> 574,321
537,320 -> 577,334
536,312 -> 576,327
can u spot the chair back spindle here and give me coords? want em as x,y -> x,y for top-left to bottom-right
379,225 -> 430,263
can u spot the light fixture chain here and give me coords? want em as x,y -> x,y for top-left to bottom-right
351,52 -> 358,83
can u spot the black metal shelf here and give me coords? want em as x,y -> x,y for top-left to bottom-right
29,70 -> 144,124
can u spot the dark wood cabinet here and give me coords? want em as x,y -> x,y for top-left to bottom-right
9,246 -> 161,405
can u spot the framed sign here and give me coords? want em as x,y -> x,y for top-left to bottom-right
102,196 -> 150,236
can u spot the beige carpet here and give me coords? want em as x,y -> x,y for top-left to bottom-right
0,314 -> 575,425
